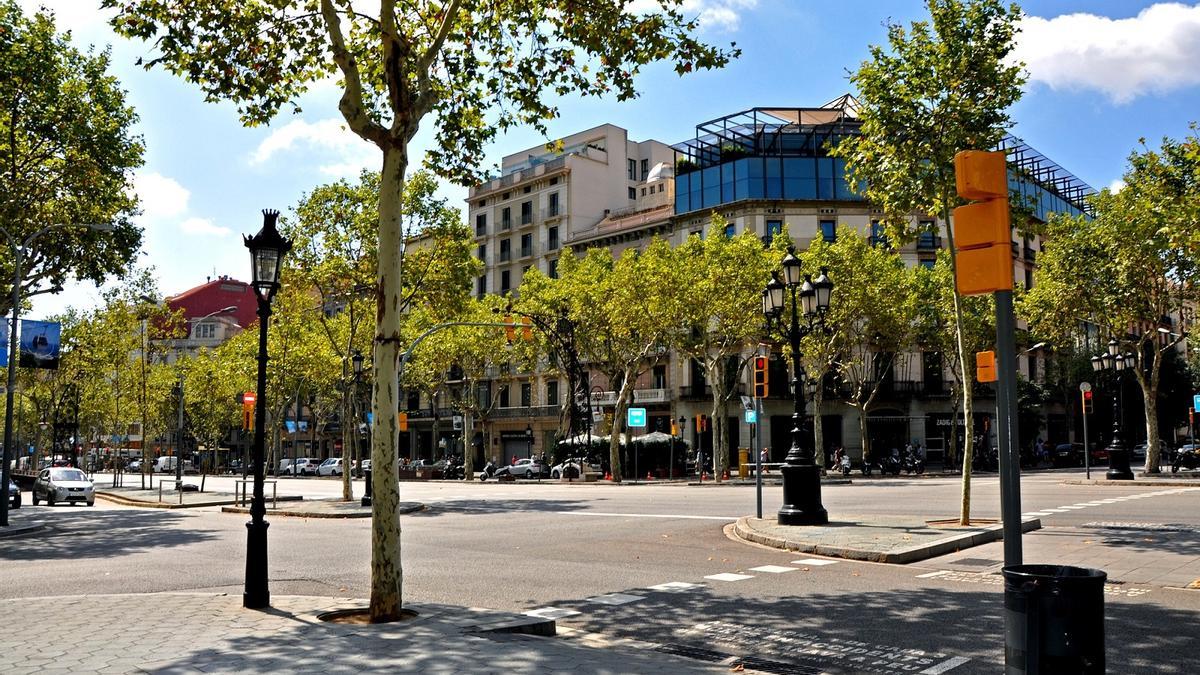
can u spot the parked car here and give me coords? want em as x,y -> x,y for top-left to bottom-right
291,458 -> 320,476
1051,443 -> 1084,467
1131,440 -> 1169,464
154,456 -> 195,474
317,458 -> 344,477
276,459 -> 294,476
127,459 -> 144,472
550,458 -> 600,479
31,467 -> 95,507
359,459 -> 372,474
6,478 -> 19,509
505,457 -> 549,479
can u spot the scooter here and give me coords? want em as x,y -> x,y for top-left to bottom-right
883,453 -> 903,476
1172,446 -> 1199,473
903,452 -> 925,475
839,454 -> 852,476
479,461 -> 496,481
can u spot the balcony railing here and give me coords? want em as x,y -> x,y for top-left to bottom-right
591,388 -> 670,405
1023,246 -> 1036,262
679,385 -> 711,400
916,233 -> 943,250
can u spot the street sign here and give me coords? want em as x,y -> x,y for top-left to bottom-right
740,395 -> 754,412
744,410 -> 757,424
1080,382 -> 1091,393
1193,393 -> 1200,411
627,407 -> 647,428
452,415 -> 463,430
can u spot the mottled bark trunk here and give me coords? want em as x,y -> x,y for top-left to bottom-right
609,372 -> 635,483
369,148 -> 405,621
709,363 -> 729,482
812,387 -> 825,467
341,384 -> 353,501
942,194 -> 976,526
1136,347 -> 1163,473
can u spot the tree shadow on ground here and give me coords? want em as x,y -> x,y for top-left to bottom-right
1031,524 -> 1200,557
534,582 -> 1195,674
406,498 -> 598,518
0,508 -> 217,561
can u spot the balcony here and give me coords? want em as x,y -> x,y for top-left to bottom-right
591,388 -> 670,405
679,385 -> 711,400
1023,246 -> 1036,262
542,206 -> 563,222
916,233 -> 943,250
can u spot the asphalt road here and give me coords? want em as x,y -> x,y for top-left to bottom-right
3,469 -> 1198,673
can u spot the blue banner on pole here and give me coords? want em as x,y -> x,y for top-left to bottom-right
19,320 -> 61,369
0,320 -> 8,367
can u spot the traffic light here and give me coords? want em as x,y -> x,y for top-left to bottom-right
671,421 -> 678,435
953,151 -> 1013,296
521,316 -> 533,341
242,392 -> 256,431
1084,390 -> 1094,414
753,356 -> 769,398
976,350 -> 997,383
397,412 -> 408,432
503,315 -> 516,342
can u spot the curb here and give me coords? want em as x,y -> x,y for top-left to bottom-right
1062,479 -> 1200,487
219,502 -> 425,518
732,516 -> 1042,564
0,521 -> 46,539
96,491 -> 305,509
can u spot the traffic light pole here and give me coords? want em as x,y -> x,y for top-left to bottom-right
1082,388 -> 1091,480
994,290 -> 1023,567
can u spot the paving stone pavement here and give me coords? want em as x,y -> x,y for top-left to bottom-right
0,593 -> 736,674
220,499 -> 424,518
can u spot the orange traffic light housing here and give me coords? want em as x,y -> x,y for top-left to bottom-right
976,350 -> 997,383
953,151 -> 1012,296
521,316 -> 533,341
503,315 -> 516,342
398,412 -> 409,432
753,356 -> 769,398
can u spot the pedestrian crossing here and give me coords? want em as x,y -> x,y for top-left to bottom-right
1022,487 -> 1196,517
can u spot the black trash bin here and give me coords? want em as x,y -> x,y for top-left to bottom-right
1003,564 -> 1106,674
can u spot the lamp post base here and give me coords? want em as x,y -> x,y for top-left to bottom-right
1105,447 -> 1134,481
777,463 -> 828,526
243,518 -> 270,609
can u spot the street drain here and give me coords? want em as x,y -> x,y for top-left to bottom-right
950,558 -> 1001,567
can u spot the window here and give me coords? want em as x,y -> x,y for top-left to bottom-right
523,185 -> 532,194
765,219 -> 783,245
1024,268 -> 1033,290
477,199 -> 486,208
406,390 -> 420,411
477,275 -> 487,297
628,187 -> 636,200
501,206 -> 511,230
520,382 -> 532,407
521,233 -> 533,257
194,322 -> 216,339
691,229 -> 703,240
919,258 -> 936,270
520,200 -> 532,225
641,187 -> 647,197
548,192 -> 559,217
502,191 -> 510,200
819,220 -> 836,242
870,221 -> 888,247
548,258 -> 559,278
627,158 -> 636,180
546,380 -> 559,406
499,385 -> 510,408
475,213 -> 487,236
499,238 -> 511,261
1027,354 -> 1037,380
477,244 -> 486,261
652,365 -> 666,389
500,270 -> 511,292
723,223 -> 736,238
548,226 -> 559,250
549,176 -> 559,186
641,158 -> 649,180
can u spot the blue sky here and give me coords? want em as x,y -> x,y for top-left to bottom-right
22,0 -> 1200,317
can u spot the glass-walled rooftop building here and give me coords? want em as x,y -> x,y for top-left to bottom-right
671,95 -> 1094,222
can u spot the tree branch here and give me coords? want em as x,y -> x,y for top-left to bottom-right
319,0 -> 389,147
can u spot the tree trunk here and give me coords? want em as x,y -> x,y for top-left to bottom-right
1136,347 -> 1162,474
369,147 -> 405,622
858,405 -> 869,464
609,372 -> 634,482
959,378 -> 976,525
709,368 -> 728,482
341,385 -> 353,501
812,386 -> 825,467
941,196 -> 976,526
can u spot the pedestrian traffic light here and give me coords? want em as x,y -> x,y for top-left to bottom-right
397,412 -> 408,432
242,392 -> 256,431
753,356 -> 769,398
671,421 -> 678,435
1084,390 -> 1094,414
976,350 -> 997,383
503,315 -> 516,342
953,151 -> 1013,296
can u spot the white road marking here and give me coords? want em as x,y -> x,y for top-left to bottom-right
792,558 -> 839,566
556,511 -> 738,521
1059,505 -> 1086,510
921,656 -> 973,674
1071,503 -> 1098,507
647,581 -> 703,592
704,572 -> 755,582
1042,508 -> 1069,513
1097,499 -> 1119,504
1023,512 -> 1051,517
646,581 -> 703,592
749,565 -> 797,574
586,593 -> 645,606
525,607 -> 581,619
915,570 -> 950,579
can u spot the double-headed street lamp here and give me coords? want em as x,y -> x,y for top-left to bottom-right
1090,339 -> 1135,481
242,209 -> 292,609
761,247 -> 833,526
353,350 -> 372,506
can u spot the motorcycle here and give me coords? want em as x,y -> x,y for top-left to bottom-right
883,453 -> 903,476
903,451 -> 925,475
479,460 -> 497,481
443,457 -> 465,480
839,454 -> 852,477
1172,446 -> 1199,473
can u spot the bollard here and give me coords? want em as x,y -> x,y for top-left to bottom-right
360,468 -> 372,507
1003,565 -> 1106,674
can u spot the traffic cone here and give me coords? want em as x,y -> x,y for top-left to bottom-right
605,471 -> 612,481
723,469 -> 729,480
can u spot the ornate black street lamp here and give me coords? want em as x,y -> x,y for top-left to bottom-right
1090,338 -> 1135,481
761,247 -> 832,525
242,209 -> 292,609
354,350 -> 372,506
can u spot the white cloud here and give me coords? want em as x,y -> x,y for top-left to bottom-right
179,217 -> 232,237
249,117 -> 377,176
133,171 -> 190,221
627,0 -> 757,32
1014,3 -> 1200,103
1108,178 -> 1126,193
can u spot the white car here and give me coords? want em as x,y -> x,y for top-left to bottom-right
505,458 -> 549,479
550,458 -> 600,479
291,458 -> 320,476
317,458 -> 344,476
32,467 -> 95,507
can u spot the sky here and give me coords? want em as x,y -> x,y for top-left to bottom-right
18,0 -> 1200,318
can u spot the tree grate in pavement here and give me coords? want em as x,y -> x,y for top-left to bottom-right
653,643 -> 823,675
950,558 -> 1000,567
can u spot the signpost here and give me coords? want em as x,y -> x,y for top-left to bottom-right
627,407 -> 647,428
1081,382 -> 1092,480
744,410 -> 757,424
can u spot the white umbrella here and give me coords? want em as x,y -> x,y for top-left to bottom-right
632,431 -> 690,447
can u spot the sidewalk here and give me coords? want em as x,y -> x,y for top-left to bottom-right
221,498 -> 424,518
0,592 -> 736,674
735,514 -> 1042,564
96,485 -> 304,509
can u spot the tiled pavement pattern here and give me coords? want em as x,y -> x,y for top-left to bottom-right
0,593 -> 731,674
